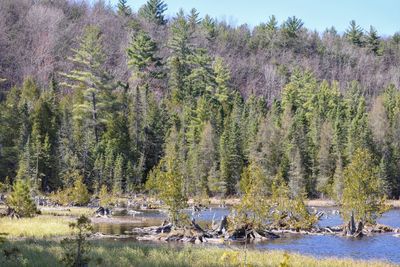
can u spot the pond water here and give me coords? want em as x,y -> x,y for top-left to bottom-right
92,207 -> 400,264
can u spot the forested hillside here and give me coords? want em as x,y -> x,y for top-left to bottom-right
1,0 -> 400,200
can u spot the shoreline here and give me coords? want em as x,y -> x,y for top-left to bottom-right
3,197 -> 399,212
189,198 -> 400,208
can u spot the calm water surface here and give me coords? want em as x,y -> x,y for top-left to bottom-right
93,207 -> 400,264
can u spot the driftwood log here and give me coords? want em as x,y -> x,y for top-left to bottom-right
128,209 -> 399,243
343,211 -> 360,237
226,224 -> 280,243
133,216 -> 280,244
0,206 -> 21,219
6,207 -> 20,219
340,211 -> 397,237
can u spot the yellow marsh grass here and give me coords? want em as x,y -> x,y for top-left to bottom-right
0,216 -> 75,238
3,240 -> 396,267
39,206 -> 94,217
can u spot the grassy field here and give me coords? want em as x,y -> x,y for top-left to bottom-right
0,206 -> 96,238
1,239 -> 396,267
39,206 -> 94,217
0,216 -> 75,238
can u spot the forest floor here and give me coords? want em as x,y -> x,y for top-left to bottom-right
1,239 -> 396,267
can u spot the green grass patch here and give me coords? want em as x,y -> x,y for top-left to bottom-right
0,207 -> 94,238
1,239 -> 395,267
0,216 -> 75,238
39,206 -> 94,217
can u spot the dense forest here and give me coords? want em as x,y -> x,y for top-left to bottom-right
1,0 -> 400,202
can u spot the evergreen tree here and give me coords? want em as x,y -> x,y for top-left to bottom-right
0,86 -> 21,181
30,90 -> 60,191
379,145 -> 396,197
345,20 -> 364,47
61,26 -> 115,144
57,96 -> 81,189
103,141 -> 115,189
242,96 -> 265,158
288,146 -> 306,198
341,148 -> 386,224
127,31 -> 162,85
212,57 -> 231,108
71,175 -> 90,206
382,84 -> 399,125
270,172 -> 291,225
252,15 -> 279,49
102,105 -> 131,161
138,0 -> 167,25
287,109 -> 314,196
169,56 -> 187,103
332,153 -> 344,200
366,26 -> 381,55
125,160 -> 139,191
16,139 -> 34,183
220,102 -> 244,196
196,121 -> 217,195
186,49 -> 214,99
17,78 -> 40,151
169,10 -> 193,60
270,172 -> 316,229
266,15 -> 278,33
333,102 -> 347,159
253,114 -> 284,177
237,161 -> 270,228
316,121 -> 335,197
201,15 -> 216,41
61,216 -> 92,267
93,154 -> 105,191
6,179 -> 37,217
99,184 -> 112,207
281,16 -> 303,39
137,88 -> 167,178
392,32 -> 400,44
19,77 -> 40,111
128,85 -> 145,163
185,99 -> 207,195
390,111 -> 400,198
282,70 -> 318,114
113,154 -> 124,195
168,10 -> 194,103
148,126 -> 187,224
117,0 -> 132,17
188,8 -> 201,31
347,98 -> 374,156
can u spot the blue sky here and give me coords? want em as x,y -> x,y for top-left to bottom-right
109,0 -> 399,36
